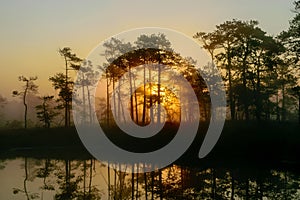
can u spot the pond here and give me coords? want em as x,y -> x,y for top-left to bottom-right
0,153 -> 300,200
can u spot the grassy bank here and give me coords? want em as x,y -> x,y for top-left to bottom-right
0,127 -> 82,149
0,121 -> 299,166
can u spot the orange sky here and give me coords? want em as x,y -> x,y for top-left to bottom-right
0,0 -> 295,100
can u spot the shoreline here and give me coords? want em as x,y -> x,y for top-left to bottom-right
0,121 -> 299,170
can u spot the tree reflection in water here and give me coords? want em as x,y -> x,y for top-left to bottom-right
54,159 -> 102,200
4,157 -> 300,199
12,157 -> 40,199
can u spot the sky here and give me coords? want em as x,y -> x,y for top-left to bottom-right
0,0 -> 296,100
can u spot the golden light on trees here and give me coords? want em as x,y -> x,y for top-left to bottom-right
94,55 -> 211,127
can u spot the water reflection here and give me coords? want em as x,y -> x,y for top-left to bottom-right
0,157 -> 299,199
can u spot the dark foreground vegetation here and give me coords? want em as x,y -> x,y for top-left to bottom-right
0,121 -> 299,170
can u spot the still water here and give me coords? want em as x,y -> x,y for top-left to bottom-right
0,155 -> 300,200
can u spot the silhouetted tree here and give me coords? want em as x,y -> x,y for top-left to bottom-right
36,95 -> 58,128
135,34 -> 172,125
280,0 -> 300,67
103,37 -> 208,126
12,76 -> 38,128
75,60 -> 100,125
49,73 -> 73,127
101,38 -> 133,126
279,0 -> 300,122
195,20 -> 289,121
50,47 -> 81,127
195,20 -> 239,120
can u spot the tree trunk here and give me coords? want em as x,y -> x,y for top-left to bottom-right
108,163 -> 111,200
231,173 -> 235,200
118,80 -> 122,122
276,91 -> 280,121
255,61 -> 262,121
83,160 -> 86,199
131,169 -> 134,200
68,102 -> 71,126
212,168 -> 216,199
119,164 -> 124,199
106,69 -> 110,127
159,169 -> 163,200
227,51 -> 235,120
142,64 -> 147,125
87,86 -> 93,124
282,83 -> 286,121
150,171 -> 154,200
82,74 -> 86,124
65,160 -> 71,198
23,80 -> 28,129
114,168 -> 117,199
136,167 -> 139,200
113,75 -> 117,123
129,67 -> 134,122
157,64 -> 161,124
134,78 -> 139,124
24,157 -> 29,200
65,56 -> 69,127
144,171 -> 148,200
88,159 -> 93,197
245,178 -> 249,200
149,69 -> 154,123
242,50 -> 250,120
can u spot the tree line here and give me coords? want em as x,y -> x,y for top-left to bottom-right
1,1 -> 299,129
194,19 -> 299,121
